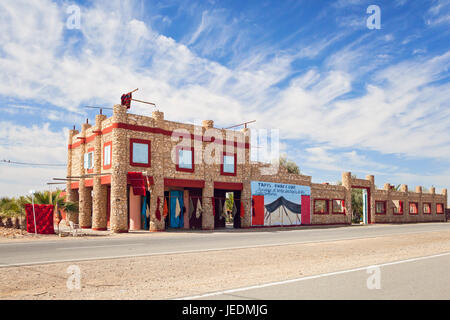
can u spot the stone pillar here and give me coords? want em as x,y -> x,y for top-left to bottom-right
240,127 -> 252,228
202,120 -> 214,129
66,129 -> 79,223
443,189 -> 448,221
202,180 -> 214,230
149,177 -> 165,231
366,175 -> 375,224
79,122 -> 92,228
148,111 -> 165,232
241,180 -> 252,228
183,190 -> 190,229
110,104 -> 129,233
342,172 -> 352,224
384,183 -> 391,214
415,186 -> 423,217
400,184 -> 408,216
201,120 -> 215,230
92,114 -> 108,230
430,187 -> 436,215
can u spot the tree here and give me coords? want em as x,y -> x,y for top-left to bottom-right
225,193 -> 234,212
336,175 -> 364,223
0,197 -> 23,217
279,156 -> 301,174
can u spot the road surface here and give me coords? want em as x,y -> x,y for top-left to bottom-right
184,252 -> 450,300
1,222 -> 449,267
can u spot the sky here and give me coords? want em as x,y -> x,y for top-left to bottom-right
0,0 -> 449,201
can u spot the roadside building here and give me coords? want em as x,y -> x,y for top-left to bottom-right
66,104 -> 448,233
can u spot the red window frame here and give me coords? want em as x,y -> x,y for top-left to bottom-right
130,138 -> 151,168
87,147 -> 94,174
331,199 -> 345,214
436,203 -> 444,214
393,200 -> 404,215
103,141 -> 112,170
314,199 -> 329,215
221,152 -> 237,176
176,145 -> 194,173
409,202 -> 419,215
375,201 -> 387,215
423,202 -> 432,215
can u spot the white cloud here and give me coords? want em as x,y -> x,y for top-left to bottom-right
0,121 -> 68,196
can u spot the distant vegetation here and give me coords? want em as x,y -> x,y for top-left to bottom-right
0,190 -> 78,220
279,156 -> 301,174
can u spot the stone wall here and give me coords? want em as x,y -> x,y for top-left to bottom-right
373,184 -> 447,223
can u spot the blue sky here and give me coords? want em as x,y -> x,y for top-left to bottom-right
0,0 -> 449,201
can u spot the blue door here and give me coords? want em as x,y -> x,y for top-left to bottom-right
169,190 -> 184,228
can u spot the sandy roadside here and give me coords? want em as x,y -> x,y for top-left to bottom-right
0,229 -> 449,300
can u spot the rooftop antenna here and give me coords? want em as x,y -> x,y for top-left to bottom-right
84,106 -> 113,115
224,120 -> 256,130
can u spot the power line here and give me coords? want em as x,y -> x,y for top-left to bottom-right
0,159 -> 66,167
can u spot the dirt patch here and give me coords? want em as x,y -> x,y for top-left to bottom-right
0,227 -> 30,239
0,230 -> 449,300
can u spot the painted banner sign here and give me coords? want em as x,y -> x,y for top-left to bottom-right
251,181 -> 311,226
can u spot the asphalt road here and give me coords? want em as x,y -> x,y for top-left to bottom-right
186,252 -> 450,300
0,222 -> 449,268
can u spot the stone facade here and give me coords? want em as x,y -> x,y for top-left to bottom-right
67,105 -> 448,233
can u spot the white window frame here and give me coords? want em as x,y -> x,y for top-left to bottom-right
178,148 -> 193,169
104,144 -> 111,166
84,151 -> 94,169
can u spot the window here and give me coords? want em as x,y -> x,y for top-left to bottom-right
409,202 -> 418,215
84,151 -> 94,170
423,203 -> 431,215
332,199 -> 345,214
176,146 -> 194,172
314,199 -> 329,214
221,152 -> 236,176
376,201 -> 386,215
130,139 -> 151,167
103,141 -> 112,170
393,200 -> 403,215
437,203 -> 444,214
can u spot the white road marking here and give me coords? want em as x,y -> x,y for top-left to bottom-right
177,251 -> 450,300
56,243 -> 146,250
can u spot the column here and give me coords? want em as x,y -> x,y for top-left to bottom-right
110,104 -> 128,233
342,172 -> 352,224
66,128 -> 79,223
202,179 -> 214,230
366,175 -> 375,224
149,111 -> 165,231
240,127 -> 252,228
92,114 -> 108,230
79,122 -> 92,228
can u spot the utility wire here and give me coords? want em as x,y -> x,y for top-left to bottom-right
0,159 -> 67,167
